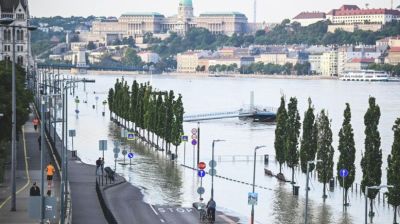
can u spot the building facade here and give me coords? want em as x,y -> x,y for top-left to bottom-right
0,0 -> 29,67
292,12 -> 326,26
91,0 -> 249,40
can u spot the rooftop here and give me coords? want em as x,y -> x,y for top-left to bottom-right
327,5 -> 400,16
293,12 -> 326,20
0,0 -> 27,12
199,12 -> 246,17
121,12 -> 165,17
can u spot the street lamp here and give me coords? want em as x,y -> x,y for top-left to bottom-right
0,17 -> 37,211
365,185 -> 393,224
210,139 -> 225,199
304,159 -> 323,224
250,145 -> 266,224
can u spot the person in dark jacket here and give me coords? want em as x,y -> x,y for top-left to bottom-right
207,198 -> 216,222
29,182 -> 41,196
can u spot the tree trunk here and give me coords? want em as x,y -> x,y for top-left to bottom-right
152,132 -> 155,147
370,198 -> 374,217
344,189 -> 348,206
394,206 -> 397,224
156,135 -> 159,149
323,183 -> 326,199
291,167 -> 295,184
279,163 -> 282,174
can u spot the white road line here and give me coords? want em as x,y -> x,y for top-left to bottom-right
160,219 -> 165,223
218,214 -> 236,224
150,205 -> 159,216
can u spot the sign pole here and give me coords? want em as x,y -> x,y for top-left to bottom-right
197,123 -> 200,166
183,142 -> 186,166
193,145 -> 195,168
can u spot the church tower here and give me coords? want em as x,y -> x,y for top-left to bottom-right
178,0 -> 193,21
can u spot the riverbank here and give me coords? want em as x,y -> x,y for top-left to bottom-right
58,69 -> 337,80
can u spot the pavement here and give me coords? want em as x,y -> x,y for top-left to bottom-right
0,112 -> 61,224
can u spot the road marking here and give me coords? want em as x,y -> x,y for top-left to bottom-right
0,126 -> 31,209
160,219 -> 165,223
218,214 -> 236,224
150,204 -> 159,216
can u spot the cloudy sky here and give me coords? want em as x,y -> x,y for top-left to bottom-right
31,0 -> 396,22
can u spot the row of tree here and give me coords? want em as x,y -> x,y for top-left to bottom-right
274,96 -> 400,221
0,61 -> 32,181
107,78 -> 184,153
368,63 -> 400,76
205,62 -> 312,75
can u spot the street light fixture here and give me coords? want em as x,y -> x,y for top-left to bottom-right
250,145 -> 266,224
304,159 -> 323,224
210,139 -> 225,199
0,17 -> 37,212
365,185 -> 394,224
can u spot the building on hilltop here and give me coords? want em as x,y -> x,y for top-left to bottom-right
292,12 -> 326,26
0,0 -> 30,67
91,0 -> 250,44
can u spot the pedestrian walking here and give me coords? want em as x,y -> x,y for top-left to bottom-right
207,198 -> 216,222
46,162 -> 55,188
101,157 -> 105,175
33,117 -> 39,131
29,182 -> 41,196
96,157 -> 101,175
38,135 -> 41,150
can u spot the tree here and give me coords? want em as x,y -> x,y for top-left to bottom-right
336,103 -> 356,206
274,96 -> 287,174
316,110 -> 334,198
361,97 -> 382,216
387,118 -> 400,224
286,97 -> 301,184
300,98 -> 317,173
122,48 -> 143,68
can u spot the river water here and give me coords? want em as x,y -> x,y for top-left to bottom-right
64,74 -> 400,224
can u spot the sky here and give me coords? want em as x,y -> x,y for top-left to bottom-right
31,0 -> 396,23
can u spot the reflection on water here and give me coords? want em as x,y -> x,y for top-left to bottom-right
108,123 -> 184,205
272,182 -> 301,224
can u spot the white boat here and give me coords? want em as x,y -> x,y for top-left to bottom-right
340,70 -> 389,82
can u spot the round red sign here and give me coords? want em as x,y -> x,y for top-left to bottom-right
198,162 -> 206,170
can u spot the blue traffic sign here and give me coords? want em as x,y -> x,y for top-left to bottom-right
198,170 -> 206,177
181,135 -> 188,142
128,153 -> 134,159
339,168 -> 349,177
191,139 -> 197,145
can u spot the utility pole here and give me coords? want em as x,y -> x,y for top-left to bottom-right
253,0 -> 257,24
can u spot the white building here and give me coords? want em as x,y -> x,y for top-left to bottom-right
320,50 -> 338,77
137,51 -> 160,64
0,0 -> 30,67
292,12 -> 326,26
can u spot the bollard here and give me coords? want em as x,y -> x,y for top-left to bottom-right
92,105 -> 95,109
102,112 -> 105,116
264,154 -> 269,164
171,153 -> 175,161
293,185 -> 300,196
72,150 -> 77,158
329,178 -> 334,190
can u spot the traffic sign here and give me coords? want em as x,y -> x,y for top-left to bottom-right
198,162 -> 206,170
127,133 -> 135,140
114,153 -> 118,159
113,140 -> 121,147
209,169 -> 217,176
191,128 -> 198,134
191,134 -> 197,140
339,168 -> 349,178
181,135 -> 188,142
191,139 -> 197,146
113,148 -> 120,154
99,140 -> 107,151
197,187 -> 205,195
128,153 -> 134,158
198,170 -> 206,177
209,160 -> 217,168
248,192 -> 258,205
68,130 -> 76,137
122,149 -> 127,156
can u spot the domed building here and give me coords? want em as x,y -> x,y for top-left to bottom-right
91,0 -> 249,40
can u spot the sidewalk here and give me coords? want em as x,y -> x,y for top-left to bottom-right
0,112 -> 61,223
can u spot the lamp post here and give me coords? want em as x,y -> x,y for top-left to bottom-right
0,17 -> 37,211
211,139 -> 225,199
304,159 -> 323,224
250,145 -> 266,224
365,185 -> 393,224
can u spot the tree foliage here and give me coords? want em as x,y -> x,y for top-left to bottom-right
387,118 -> 400,223
300,98 -> 317,173
361,97 -> 382,203
316,110 -> 334,198
286,97 -> 301,183
336,103 -> 356,205
274,96 -> 287,174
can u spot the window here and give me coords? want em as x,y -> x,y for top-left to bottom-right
3,45 -> 11,52
16,13 -> 24,20
3,30 -> 11,41
16,30 -> 24,41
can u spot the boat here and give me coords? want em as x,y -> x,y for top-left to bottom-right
339,70 -> 389,82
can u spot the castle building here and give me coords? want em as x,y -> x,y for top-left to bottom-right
91,0 -> 249,41
0,0 -> 30,67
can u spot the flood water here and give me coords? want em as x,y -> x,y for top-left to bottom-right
62,74 -> 400,224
